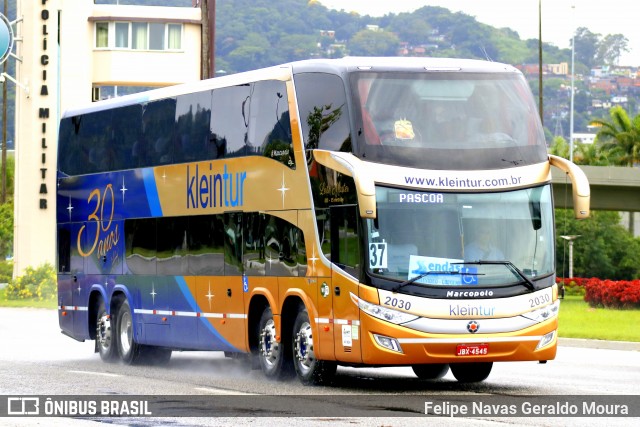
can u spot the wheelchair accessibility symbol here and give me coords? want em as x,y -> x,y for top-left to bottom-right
461,267 -> 478,285
242,276 -> 249,292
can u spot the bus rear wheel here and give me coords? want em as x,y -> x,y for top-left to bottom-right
450,362 -> 493,383
257,306 -> 292,379
412,364 -> 449,380
116,299 -> 143,365
96,300 -> 118,362
292,305 -> 336,385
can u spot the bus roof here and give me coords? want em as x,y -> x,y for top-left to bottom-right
62,57 -> 520,119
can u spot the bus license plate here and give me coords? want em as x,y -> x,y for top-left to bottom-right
456,344 -> 488,356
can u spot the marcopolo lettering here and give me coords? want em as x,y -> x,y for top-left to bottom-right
446,290 -> 494,298
187,163 -> 247,209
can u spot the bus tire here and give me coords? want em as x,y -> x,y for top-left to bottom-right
450,362 -> 493,383
412,364 -> 449,380
96,300 -> 118,362
116,299 -> 143,365
257,306 -> 292,379
292,305 -> 336,385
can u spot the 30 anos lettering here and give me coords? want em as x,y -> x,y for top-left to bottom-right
77,184 -> 119,257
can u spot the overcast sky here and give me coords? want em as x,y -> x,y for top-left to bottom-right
319,0 -> 639,66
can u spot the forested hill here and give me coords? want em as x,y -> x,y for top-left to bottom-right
213,0 -> 569,73
103,0 -> 569,73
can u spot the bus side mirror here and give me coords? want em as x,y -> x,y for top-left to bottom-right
549,155 -> 590,219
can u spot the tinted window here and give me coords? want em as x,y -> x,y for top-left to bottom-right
294,73 -> 351,153
125,218 -> 157,274
223,212 -> 243,275
211,85 -> 252,158
187,215 -> 225,275
157,217 -> 188,275
142,99 -> 177,166
175,91 -> 214,163
251,80 -> 294,168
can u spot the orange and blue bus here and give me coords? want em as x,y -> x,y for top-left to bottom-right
56,57 -> 589,384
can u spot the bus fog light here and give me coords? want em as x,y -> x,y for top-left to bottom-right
373,334 -> 403,353
536,330 -> 556,350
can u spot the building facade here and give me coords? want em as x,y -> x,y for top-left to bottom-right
13,1 -> 201,276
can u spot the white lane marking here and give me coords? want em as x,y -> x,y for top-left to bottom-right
68,370 -> 121,378
194,387 -> 255,395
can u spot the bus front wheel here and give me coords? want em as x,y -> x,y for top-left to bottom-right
450,362 -> 493,383
257,306 -> 292,379
292,304 -> 336,385
412,364 -> 449,380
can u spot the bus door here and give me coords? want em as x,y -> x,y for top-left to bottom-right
302,209 -> 334,362
57,223 -> 78,336
329,205 -> 363,364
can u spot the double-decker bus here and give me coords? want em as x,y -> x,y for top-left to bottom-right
56,57 -> 589,384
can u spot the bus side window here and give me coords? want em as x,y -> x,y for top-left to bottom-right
251,80 -> 295,169
294,73 -> 351,154
187,215 -> 225,276
330,205 -> 361,279
57,226 -> 71,273
243,212 -> 266,276
125,218 -> 157,275
316,208 -> 331,262
156,217 -> 188,276
211,85 -> 252,159
223,212 -> 243,275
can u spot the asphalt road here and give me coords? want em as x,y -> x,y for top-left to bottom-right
0,307 -> 638,426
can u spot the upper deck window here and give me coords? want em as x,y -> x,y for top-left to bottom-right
350,71 -> 548,170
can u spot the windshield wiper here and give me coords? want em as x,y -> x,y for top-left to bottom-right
391,260 -> 535,293
391,269 -> 478,293
462,260 -> 535,291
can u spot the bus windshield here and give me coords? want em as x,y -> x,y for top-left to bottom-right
366,185 -> 554,287
351,71 -> 548,170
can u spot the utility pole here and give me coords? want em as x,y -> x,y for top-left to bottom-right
538,0 -> 543,125
194,0 -> 215,79
1,0 -> 8,204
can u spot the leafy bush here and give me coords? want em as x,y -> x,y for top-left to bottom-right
5,263 -> 56,301
557,277 -> 640,308
0,260 -> 11,284
583,278 -> 640,309
556,277 -> 587,297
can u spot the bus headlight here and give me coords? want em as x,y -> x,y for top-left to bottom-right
350,292 -> 418,324
521,300 -> 560,323
536,330 -> 556,350
373,334 -> 403,353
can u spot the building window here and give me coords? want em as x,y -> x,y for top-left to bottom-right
96,22 -> 109,48
115,22 -> 129,48
167,24 -> 182,50
94,21 -> 183,50
132,22 -> 148,50
149,23 -> 165,50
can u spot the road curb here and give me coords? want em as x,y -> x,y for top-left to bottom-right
558,337 -> 640,351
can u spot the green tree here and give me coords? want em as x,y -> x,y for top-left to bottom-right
548,136 -> 569,158
349,29 -> 399,56
590,106 -> 640,167
555,209 -> 640,280
595,33 -> 629,66
0,201 -> 12,259
573,27 -> 600,69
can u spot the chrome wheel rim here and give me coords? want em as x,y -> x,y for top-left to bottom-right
259,318 -> 279,367
294,321 -> 314,374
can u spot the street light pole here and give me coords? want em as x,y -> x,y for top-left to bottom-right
569,5 -> 575,162
560,235 -> 581,278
